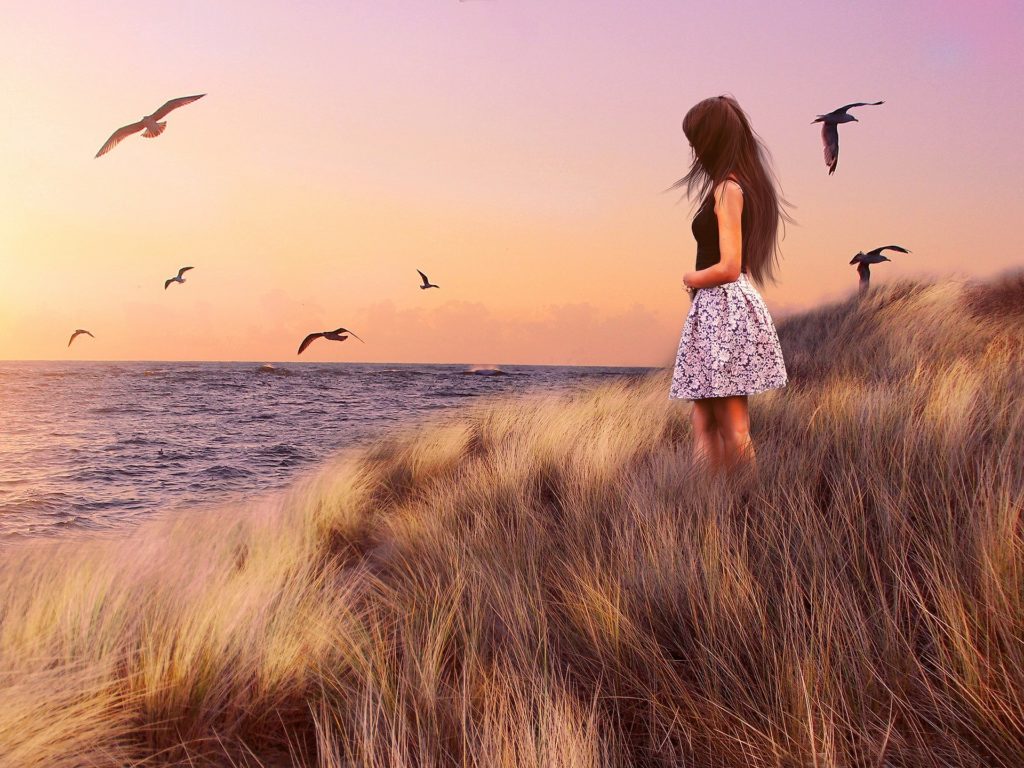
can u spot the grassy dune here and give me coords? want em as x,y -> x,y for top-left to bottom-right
2,273 -> 1024,767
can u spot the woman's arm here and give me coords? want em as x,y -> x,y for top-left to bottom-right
683,180 -> 743,290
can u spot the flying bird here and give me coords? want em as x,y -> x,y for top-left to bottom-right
94,94 -> 206,158
164,266 -> 194,290
68,329 -> 94,347
811,101 -> 884,175
850,245 -> 910,294
417,269 -> 439,289
297,327 -> 365,355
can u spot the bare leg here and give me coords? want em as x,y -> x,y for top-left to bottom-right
710,395 -> 755,473
691,399 -> 724,469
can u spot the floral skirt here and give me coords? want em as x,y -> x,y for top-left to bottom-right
669,273 -> 788,400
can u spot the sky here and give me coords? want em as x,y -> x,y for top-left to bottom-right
1,0 -> 1021,365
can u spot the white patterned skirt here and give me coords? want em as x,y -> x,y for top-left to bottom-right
669,273 -> 788,400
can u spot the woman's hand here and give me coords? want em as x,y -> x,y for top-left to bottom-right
683,272 -> 697,299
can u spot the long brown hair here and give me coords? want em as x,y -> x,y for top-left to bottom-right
669,94 -> 796,287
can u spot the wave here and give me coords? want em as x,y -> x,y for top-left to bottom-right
0,491 -> 75,516
366,368 -> 433,377
194,464 -> 254,480
462,364 -> 506,376
90,405 -> 150,416
256,364 -> 292,376
255,443 -> 311,466
115,436 -> 156,446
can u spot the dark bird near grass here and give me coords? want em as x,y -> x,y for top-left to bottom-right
812,101 -> 884,175
164,266 -> 194,290
417,269 -> 439,289
297,327 -> 365,355
95,94 -> 206,158
68,329 -> 94,347
851,245 -> 911,294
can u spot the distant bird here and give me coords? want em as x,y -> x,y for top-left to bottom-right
164,266 -> 194,290
94,94 -> 206,158
850,245 -> 911,294
297,327 -> 365,355
811,101 -> 884,175
417,269 -> 439,289
68,329 -> 94,347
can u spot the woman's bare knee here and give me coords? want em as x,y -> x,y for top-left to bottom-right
720,427 -> 751,450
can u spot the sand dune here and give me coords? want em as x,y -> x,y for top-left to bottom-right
1,273 -> 1023,767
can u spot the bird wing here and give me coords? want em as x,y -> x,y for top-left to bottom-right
151,94 -> 206,121
869,245 -> 910,257
94,121 -> 146,158
417,269 -> 429,285
164,278 -> 174,290
821,122 -> 839,173
177,266 -> 194,278
835,101 -> 884,114
333,328 -> 365,343
68,330 -> 93,346
297,332 -> 323,355
857,262 -> 870,281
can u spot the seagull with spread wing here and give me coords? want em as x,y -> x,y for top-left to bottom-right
164,266 -> 194,290
417,269 -> 439,289
850,245 -> 910,294
811,101 -> 884,175
68,329 -> 94,347
297,327 -> 365,355
95,94 -> 206,158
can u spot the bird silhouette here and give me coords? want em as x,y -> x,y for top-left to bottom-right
850,245 -> 910,294
297,327 -> 365,355
417,269 -> 440,289
164,266 -> 194,290
68,329 -> 94,347
95,94 -> 206,158
811,101 -> 884,175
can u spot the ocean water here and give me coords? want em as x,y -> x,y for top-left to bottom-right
0,361 -> 651,539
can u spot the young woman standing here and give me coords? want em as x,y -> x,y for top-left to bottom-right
669,95 -> 793,471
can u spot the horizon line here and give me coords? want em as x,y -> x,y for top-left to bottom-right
0,358 -> 660,369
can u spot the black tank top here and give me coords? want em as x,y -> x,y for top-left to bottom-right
692,179 -> 749,273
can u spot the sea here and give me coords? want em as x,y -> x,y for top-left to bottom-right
0,361 -> 652,539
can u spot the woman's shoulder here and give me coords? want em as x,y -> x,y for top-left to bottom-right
716,175 -> 743,194
713,176 -> 744,209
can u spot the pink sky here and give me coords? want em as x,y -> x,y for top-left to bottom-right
1,0 -> 1021,364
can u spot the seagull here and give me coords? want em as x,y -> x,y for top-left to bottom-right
164,266 -> 194,290
94,94 -> 206,158
850,245 -> 910,294
297,327 -> 365,355
417,269 -> 439,289
68,329 -> 94,347
811,101 -> 884,175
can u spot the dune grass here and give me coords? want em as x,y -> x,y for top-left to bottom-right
2,273 -> 1024,767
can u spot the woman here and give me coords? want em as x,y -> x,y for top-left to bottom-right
668,95 -> 793,472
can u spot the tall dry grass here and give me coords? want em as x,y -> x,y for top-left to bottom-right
2,273 -> 1024,767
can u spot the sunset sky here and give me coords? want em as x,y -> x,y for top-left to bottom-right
1,0 -> 1021,365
